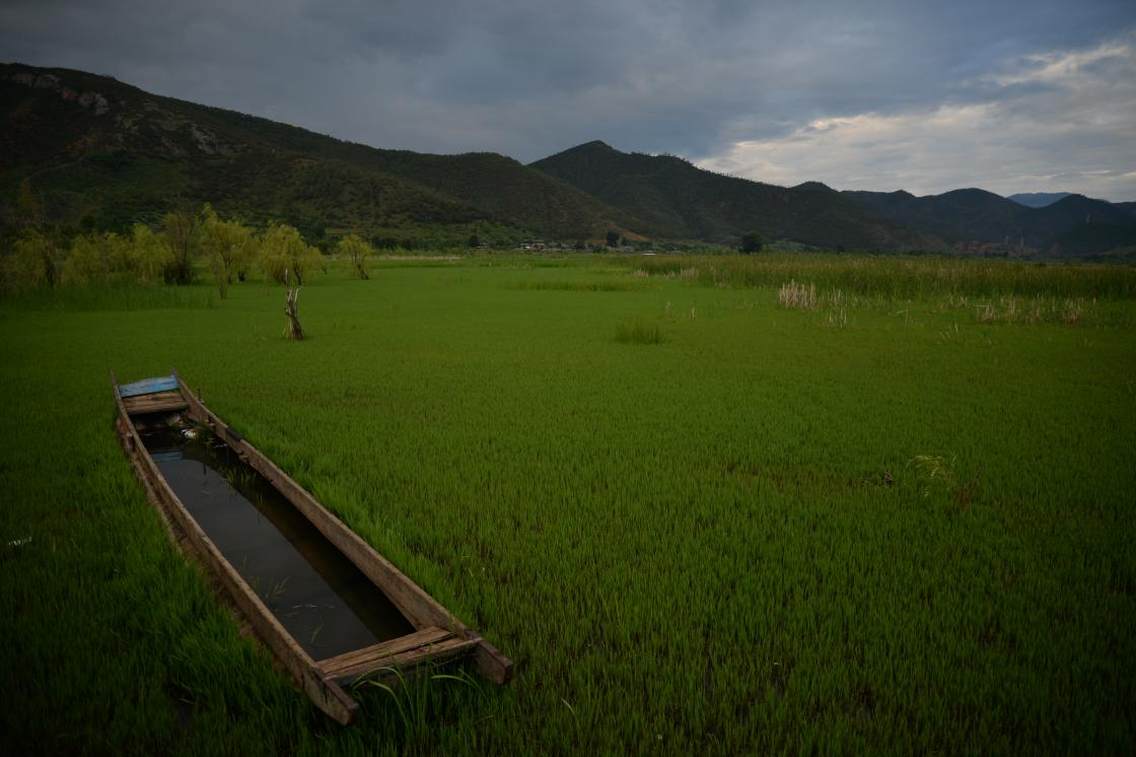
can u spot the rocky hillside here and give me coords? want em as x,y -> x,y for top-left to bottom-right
0,63 -> 636,245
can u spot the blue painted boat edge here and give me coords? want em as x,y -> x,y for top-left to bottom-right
118,375 -> 179,398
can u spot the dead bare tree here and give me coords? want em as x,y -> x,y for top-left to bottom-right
283,268 -> 304,340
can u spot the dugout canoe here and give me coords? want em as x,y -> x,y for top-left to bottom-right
112,371 -> 511,724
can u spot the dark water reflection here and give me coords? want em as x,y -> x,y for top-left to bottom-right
141,424 -> 414,660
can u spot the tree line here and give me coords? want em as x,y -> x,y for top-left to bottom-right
1,195 -> 376,296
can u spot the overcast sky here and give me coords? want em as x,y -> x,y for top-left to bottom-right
3,0 -> 1135,200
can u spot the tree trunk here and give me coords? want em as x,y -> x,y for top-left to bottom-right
284,287 -> 304,340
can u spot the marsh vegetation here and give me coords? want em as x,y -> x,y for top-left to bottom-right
1,251 -> 1133,754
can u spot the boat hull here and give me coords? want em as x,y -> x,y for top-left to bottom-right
112,371 -> 511,724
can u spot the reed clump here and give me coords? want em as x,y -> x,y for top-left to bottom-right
778,280 -> 817,310
629,252 -> 1136,300
949,295 -> 1095,325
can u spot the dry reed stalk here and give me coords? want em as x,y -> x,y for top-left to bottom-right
778,280 -> 817,310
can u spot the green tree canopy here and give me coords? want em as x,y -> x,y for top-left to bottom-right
127,224 -> 173,285
200,205 -> 256,297
161,208 -> 201,284
740,231 -> 764,253
61,232 -> 135,286
336,233 -> 374,280
261,223 -> 321,285
2,228 -> 58,292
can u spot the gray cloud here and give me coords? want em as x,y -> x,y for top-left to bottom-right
696,34 -> 1136,200
2,0 -> 1134,198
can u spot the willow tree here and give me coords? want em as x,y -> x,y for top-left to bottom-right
161,209 -> 200,284
336,233 -> 374,279
260,223 -> 320,285
3,229 -> 58,292
60,232 -> 120,286
260,222 -> 320,339
200,205 -> 255,298
127,224 -> 173,284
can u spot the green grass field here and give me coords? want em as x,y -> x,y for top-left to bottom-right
2,254 -> 1134,754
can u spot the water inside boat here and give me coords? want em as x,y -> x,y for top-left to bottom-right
138,419 -> 414,660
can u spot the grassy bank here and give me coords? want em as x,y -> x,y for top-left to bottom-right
2,253 -> 1134,754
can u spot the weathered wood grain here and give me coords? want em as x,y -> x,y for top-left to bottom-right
122,389 -> 188,415
324,635 -> 479,683
318,626 -> 452,674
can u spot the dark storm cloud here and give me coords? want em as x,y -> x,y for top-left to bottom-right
3,0 -> 1134,198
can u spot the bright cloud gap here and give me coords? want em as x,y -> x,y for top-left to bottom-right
696,36 -> 1136,201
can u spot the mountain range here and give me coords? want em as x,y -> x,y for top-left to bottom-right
3,62 -> 1135,257
1007,192 -> 1073,208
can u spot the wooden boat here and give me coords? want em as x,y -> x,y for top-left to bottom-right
112,371 -> 511,724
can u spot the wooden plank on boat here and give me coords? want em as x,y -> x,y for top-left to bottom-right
323,634 -> 480,684
123,389 -> 184,405
319,626 -> 454,676
123,390 -> 188,415
111,373 -> 359,725
173,373 -> 512,685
